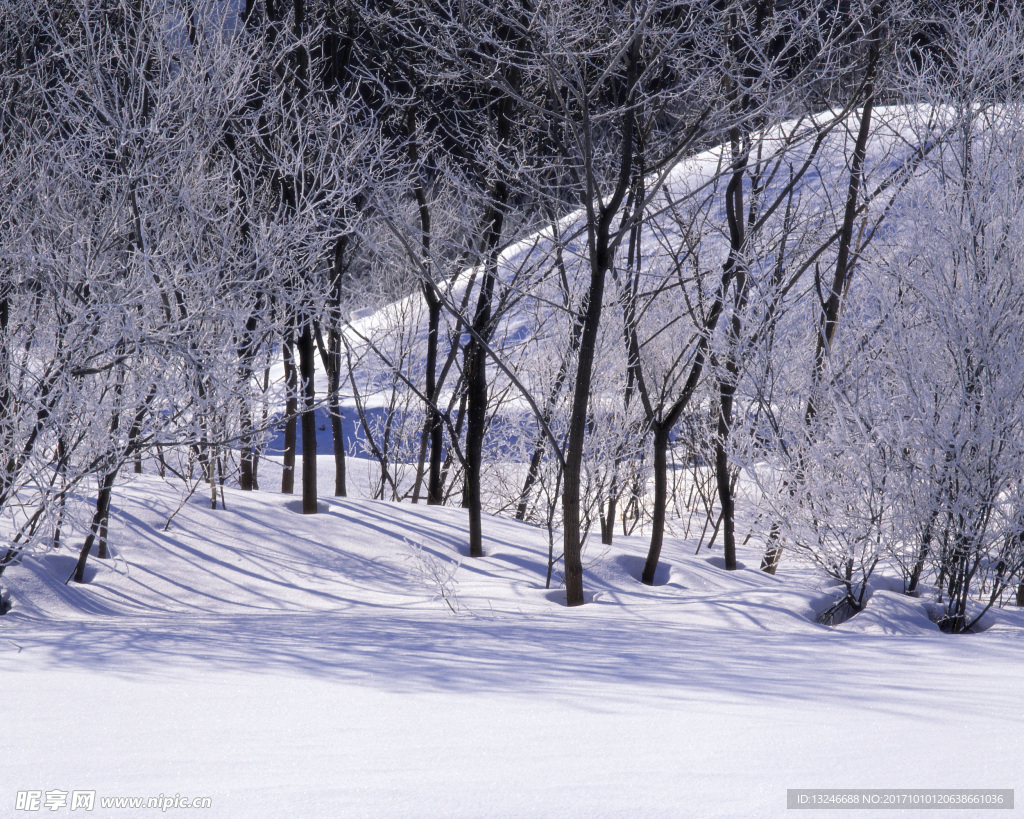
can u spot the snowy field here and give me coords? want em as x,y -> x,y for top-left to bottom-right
3,463 -> 1023,818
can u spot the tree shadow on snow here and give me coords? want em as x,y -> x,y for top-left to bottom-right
5,607 -> 1016,721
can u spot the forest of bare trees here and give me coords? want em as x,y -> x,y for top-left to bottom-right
2,0 -> 1024,632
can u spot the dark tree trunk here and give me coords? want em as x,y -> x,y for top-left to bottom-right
0,276 -> 8,415
52,492 -> 66,550
601,492 -> 617,546
515,441 -> 546,521
907,507 -> 939,594
237,311 -> 261,492
298,320 -> 318,514
239,399 -> 255,491
328,366 -> 346,497
760,524 -> 783,574
461,51 -> 515,555
563,246 -> 610,605
464,201 -> 504,558
562,30 -> 641,606
52,437 -> 68,549
714,381 -> 737,571
92,362 -> 135,559
97,504 -> 110,559
281,335 -> 297,494
328,239 -> 348,497
464,338 -> 487,557
406,108 -> 445,507
642,423 -> 670,584
251,367 -> 270,491
639,283 -> 728,581
126,393 -> 149,477
424,290 -> 444,505
315,319 -> 347,498
713,308 -> 743,574
713,110 -> 752,574
73,469 -> 117,584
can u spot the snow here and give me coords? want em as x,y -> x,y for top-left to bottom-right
3,469 -> 1023,817
3,104 -> 1022,817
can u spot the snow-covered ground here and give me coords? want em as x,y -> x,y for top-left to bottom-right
3,464 -> 1023,817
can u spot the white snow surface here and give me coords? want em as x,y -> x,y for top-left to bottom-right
3,470 -> 1023,818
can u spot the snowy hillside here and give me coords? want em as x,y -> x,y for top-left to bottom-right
7,1 -> 1024,815
5,101 -> 1024,816
3,471 -> 1023,817
334,105 -> 926,416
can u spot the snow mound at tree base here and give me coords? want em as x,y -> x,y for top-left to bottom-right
833,590 -> 941,635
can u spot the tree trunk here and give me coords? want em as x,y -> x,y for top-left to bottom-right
315,320 -> 347,498
405,107 -> 444,507
328,377 -> 346,497
642,423 -> 670,585
52,437 -> 68,549
298,320 -> 318,514
907,508 -> 939,594
639,255 -> 733,583
515,439 -> 546,521
464,337 -> 487,557
562,27 -> 641,606
97,515 -> 109,559
601,490 -> 617,546
0,288 -> 8,443
328,240 -> 348,497
424,292 -> 444,506
251,367 -> 271,491
239,399 -> 255,491
461,70 -> 512,555
52,492 -> 66,550
760,524 -> 783,574
563,248 -> 609,606
464,230 -> 501,557
281,335 -> 297,494
714,393 -> 737,571
96,476 -> 113,560
73,469 -> 117,584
